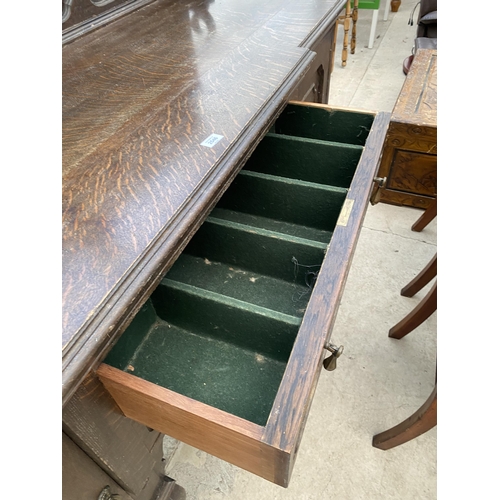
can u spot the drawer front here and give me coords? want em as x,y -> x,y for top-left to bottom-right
376,120 -> 437,208
97,102 -> 390,487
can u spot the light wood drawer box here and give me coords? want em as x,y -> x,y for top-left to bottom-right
97,102 -> 390,487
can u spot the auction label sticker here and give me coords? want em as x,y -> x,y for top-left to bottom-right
201,134 -> 224,147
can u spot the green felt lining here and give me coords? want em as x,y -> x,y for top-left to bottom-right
273,103 -> 375,145
243,133 -> 361,188
209,208 -> 333,244
105,282 -> 299,425
104,103 -> 375,426
183,216 -> 327,284
215,170 -> 348,233
166,253 -> 313,317
116,318 -> 288,426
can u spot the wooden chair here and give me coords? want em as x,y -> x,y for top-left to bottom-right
332,0 -> 381,69
411,198 -> 437,233
372,383 -> 436,450
332,0 -> 359,68
372,253 -> 437,449
389,263 -> 436,340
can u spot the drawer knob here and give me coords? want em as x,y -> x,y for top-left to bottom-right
370,176 -> 387,205
323,343 -> 344,371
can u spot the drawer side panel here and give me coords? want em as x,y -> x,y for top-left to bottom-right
97,364 -> 291,486
262,111 -> 391,477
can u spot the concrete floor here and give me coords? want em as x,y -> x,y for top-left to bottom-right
163,3 -> 437,498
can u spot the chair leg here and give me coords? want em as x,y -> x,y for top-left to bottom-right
372,385 -> 437,450
389,281 -> 437,339
383,0 -> 390,21
401,254 -> 437,298
350,0 -> 358,54
412,198 -> 437,232
341,3 -> 352,67
368,9 -> 379,49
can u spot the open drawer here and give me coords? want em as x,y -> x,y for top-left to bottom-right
97,102 -> 390,487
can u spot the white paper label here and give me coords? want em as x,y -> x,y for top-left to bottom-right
200,134 -> 224,147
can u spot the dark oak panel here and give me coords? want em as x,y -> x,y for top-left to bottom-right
63,432 -> 134,500
62,371 -> 165,498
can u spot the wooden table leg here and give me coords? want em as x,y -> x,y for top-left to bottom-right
372,385 -> 437,450
412,198 -> 437,232
401,254 -> 437,297
389,281 -> 437,339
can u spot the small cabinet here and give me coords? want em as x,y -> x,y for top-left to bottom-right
375,49 -> 437,208
97,102 -> 390,487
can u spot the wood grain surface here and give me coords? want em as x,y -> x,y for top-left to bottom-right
376,49 -> 437,208
263,107 -> 391,482
62,0 -> 345,404
391,49 -> 437,126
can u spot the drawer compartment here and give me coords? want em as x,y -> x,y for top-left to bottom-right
97,102 -> 390,487
242,133 -> 363,187
273,103 -> 375,145
104,288 -> 297,427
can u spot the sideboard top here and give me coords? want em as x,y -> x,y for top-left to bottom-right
62,0 -> 344,403
392,49 -> 437,127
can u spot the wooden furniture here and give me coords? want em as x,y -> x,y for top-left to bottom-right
332,0 -> 381,68
389,253 -> 437,340
62,372 -> 186,500
389,280 -> 436,339
63,0 -> 390,492
373,252 -> 437,450
333,0 -> 359,68
97,102 -> 389,487
400,253 -> 437,298
372,384 -> 436,450
412,198 -> 437,232
373,49 -> 437,209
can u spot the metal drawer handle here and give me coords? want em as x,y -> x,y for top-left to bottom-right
370,176 -> 387,205
323,343 -> 344,371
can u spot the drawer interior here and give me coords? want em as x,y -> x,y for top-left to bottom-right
104,103 -> 374,427
272,103 -> 374,145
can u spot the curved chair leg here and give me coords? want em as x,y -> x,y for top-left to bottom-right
401,254 -> 437,298
412,198 -> 437,232
372,385 -> 437,450
389,281 -> 437,339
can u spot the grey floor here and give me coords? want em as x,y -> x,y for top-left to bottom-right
163,3 -> 437,498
